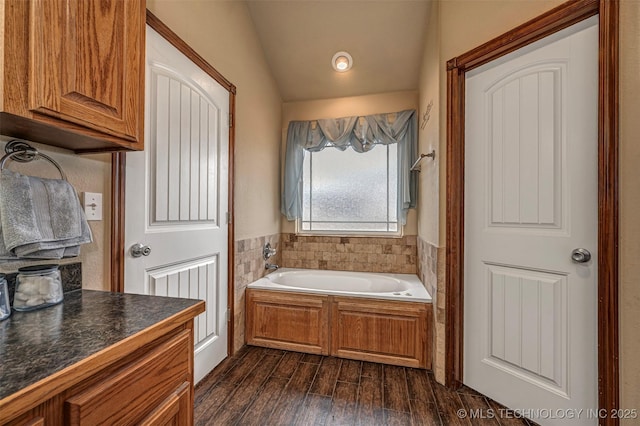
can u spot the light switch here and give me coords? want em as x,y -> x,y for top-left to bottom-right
83,192 -> 103,221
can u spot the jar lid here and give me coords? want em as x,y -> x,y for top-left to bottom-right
18,264 -> 59,274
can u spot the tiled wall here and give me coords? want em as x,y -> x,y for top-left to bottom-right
417,237 -> 437,297
417,236 -> 446,383
280,233 -> 417,274
233,233 -> 280,352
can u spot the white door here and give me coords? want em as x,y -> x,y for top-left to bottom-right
125,26 -> 230,384
464,17 -> 598,425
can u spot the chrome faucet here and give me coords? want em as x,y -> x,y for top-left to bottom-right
263,242 -> 276,260
263,243 -> 278,270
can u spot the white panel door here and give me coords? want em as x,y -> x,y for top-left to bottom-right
125,26 -> 230,384
464,17 -> 598,424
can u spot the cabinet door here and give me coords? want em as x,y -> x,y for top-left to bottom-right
28,0 -> 145,144
331,297 -> 431,368
246,290 -> 330,355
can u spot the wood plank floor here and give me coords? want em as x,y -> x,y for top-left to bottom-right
195,346 -> 537,426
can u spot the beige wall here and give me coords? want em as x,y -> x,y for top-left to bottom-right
619,0 -> 640,420
417,0 -> 440,246
417,0 -> 446,383
147,0 -> 282,242
0,137 -> 111,290
281,90 -> 419,235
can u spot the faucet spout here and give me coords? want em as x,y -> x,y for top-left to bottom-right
265,262 -> 279,270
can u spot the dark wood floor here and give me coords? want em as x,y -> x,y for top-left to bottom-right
195,346 -> 536,426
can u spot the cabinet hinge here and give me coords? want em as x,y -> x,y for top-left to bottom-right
228,112 -> 233,128
225,308 -> 231,322
226,212 -> 231,224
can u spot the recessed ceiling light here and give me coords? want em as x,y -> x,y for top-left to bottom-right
332,51 -> 353,72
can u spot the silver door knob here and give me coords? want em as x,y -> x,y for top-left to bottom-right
571,248 -> 591,263
130,243 -> 151,258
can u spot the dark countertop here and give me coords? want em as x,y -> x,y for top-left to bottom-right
0,289 -> 203,401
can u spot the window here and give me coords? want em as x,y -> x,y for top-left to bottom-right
281,110 -> 417,230
299,144 -> 399,234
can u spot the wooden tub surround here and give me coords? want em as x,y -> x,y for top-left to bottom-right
246,289 -> 432,369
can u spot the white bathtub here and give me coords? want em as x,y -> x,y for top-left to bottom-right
248,268 -> 431,302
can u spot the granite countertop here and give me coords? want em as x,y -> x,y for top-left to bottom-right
0,289 -> 203,401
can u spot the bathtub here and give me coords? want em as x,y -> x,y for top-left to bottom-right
247,268 -> 431,302
246,268 -> 433,368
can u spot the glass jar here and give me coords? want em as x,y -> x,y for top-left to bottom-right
0,274 -> 10,320
13,265 -> 63,312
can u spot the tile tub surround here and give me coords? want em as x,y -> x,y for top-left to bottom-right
280,233 -> 417,274
234,233 -> 280,352
417,237 -> 437,298
417,237 -> 446,384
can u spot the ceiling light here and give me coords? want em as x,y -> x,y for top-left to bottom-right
332,51 -> 353,72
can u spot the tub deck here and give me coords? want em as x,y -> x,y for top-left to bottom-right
248,268 -> 432,303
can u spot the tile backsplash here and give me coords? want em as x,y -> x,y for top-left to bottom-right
280,233 -> 417,274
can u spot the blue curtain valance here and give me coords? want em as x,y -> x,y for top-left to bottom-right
281,109 -> 418,225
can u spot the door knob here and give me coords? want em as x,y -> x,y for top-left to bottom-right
571,248 -> 591,263
130,243 -> 151,258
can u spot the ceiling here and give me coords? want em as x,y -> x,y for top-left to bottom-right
246,1 -> 431,102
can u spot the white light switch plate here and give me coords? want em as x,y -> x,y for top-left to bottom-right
83,192 -> 103,221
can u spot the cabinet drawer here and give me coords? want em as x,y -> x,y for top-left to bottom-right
65,330 -> 191,425
139,381 -> 191,426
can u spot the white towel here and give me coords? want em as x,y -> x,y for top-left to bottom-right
0,170 -> 92,261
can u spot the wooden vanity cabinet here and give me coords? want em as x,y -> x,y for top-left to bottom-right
3,321 -> 200,426
0,0 -> 145,153
65,330 -> 192,425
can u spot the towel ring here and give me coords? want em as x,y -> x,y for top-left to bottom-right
0,141 -> 67,181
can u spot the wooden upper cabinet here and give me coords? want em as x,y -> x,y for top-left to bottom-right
29,0 -> 143,143
0,0 -> 145,152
